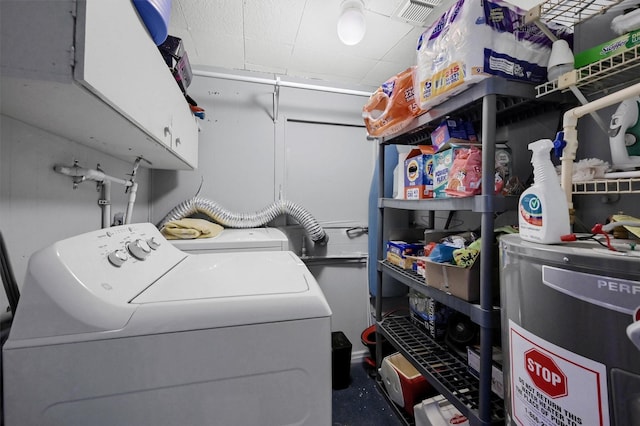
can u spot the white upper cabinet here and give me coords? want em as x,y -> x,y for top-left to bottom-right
0,0 -> 198,170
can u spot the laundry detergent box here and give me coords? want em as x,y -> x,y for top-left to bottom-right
432,142 -> 482,198
433,143 -> 510,198
404,145 -> 435,199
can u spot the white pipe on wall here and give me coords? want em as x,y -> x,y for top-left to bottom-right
192,69 -> 373,97
102,180 -> 111,229
54,164 -> 136,228
124,182 -> 138,225
561,81 -> 640,209
54,165 -> 133,188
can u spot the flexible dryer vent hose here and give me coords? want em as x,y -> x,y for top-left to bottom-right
158,197 -> 328,245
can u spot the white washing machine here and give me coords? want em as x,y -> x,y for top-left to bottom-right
170,227 -> 289,253
3,223 -> 331,426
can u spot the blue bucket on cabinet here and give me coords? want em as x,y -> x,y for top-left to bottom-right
132,0 -> 172,45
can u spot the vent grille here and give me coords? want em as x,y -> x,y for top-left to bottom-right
392,0 -> 440,26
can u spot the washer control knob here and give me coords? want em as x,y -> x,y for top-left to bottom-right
107,249 -> 129,267
127,239 -> 152,260
147,237 -> 161,250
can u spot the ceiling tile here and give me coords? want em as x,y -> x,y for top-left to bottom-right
381,27 -> 423,64
289,46 -> 378,84
187,31 -> 245,70
245,38 -> 294,71
361,60 -> 410,87
353,11 -> 415,60
366,0 -> 405,16
174,0 -> 243,36
244,0 -> 307,43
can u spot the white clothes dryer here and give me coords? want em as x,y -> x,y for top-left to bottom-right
3,223 -> 331,426
170,227 -> 289,253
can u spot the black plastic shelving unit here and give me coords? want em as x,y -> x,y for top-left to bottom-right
378,316 -> 506,424
379,261 -> 501,329
374,77 -> 567,426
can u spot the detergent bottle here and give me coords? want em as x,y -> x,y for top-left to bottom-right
518,139 -> 570,243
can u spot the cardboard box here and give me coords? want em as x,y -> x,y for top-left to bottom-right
424,257 -> 480,302
430,119 -> 470,151
380,353 -> 433,416
433,143 -> 510,198
574,29 -> 640,69
467,346 -> 504,398
430,119 -> 477,151
432,143 -> 480,198
404,145 -> 435,200
387,241 -> 424,269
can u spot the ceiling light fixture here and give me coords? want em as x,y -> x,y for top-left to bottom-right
337,0 -> 366,46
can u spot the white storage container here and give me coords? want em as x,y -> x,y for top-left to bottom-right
414,395 -> 469,426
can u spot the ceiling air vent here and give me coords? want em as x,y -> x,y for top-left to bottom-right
392,0 -> 441,26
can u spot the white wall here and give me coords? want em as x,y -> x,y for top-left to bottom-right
150,71 -> 376,357
0,116 -> 151,313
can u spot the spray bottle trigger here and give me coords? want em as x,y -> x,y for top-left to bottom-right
553,131 -> 566,159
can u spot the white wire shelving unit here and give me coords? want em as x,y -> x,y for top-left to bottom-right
526,0 -> 622,28
531,0 -> 637,99
572,177 -> 640,194
528,0 -> 640,197
536,45 -> 640,98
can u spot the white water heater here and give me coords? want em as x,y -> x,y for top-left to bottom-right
500,234 -> 640,426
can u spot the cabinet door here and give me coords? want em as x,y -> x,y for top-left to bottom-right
74,0 -> 196,167
169,106 -> 199,167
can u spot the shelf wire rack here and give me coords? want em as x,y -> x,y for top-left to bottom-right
378,316 -> 506,424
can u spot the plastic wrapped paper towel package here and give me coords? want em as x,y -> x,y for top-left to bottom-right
414,0 -> 572,111
362,67 -> 424,138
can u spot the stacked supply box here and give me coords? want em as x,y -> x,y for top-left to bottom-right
431,119 -> 477,151
432,143 -> 481,198
387,241 -> 424,269
430,119 -> 479,199
404,145 -> 435,199
433,142 -> 512,198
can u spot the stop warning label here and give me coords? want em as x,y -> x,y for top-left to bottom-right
509,321 -> 610,426
525,349 -> 568,399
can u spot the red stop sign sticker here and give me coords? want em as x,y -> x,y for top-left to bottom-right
525,349 -> 568,398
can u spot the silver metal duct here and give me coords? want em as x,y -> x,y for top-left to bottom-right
157,197 -> 328,245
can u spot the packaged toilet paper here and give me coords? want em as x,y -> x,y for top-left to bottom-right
414,0 -> 572,111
